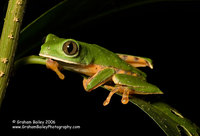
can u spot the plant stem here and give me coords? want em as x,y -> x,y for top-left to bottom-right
0,0 -> 27,107
14,55 -> 46,70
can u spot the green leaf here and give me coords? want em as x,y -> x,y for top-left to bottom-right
130,97 -> 200,136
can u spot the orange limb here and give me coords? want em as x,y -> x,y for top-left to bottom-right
117,54 -> 153,69
82,76 -> 112,92
82,68 -> 115,92
83,75 -> 108,92
83,78 -> 88,91
46,59 -> 65,80
103,87 -> 120,106
103,85 -> 132,106
121,88 -> 129,104
78,64 -> 102,77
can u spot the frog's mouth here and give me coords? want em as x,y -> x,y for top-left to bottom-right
39,53 -> 91,78
39,53 -> 80,65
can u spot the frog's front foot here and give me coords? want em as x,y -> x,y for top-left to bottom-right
46,58 -> 65,80
103,85 -> 130,106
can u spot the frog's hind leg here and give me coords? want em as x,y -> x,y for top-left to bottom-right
121,88 -> 130,104
117,53 -> 153,69
83,68 -> 115,92
103,86 -> 120,106
103,85 -> 131,106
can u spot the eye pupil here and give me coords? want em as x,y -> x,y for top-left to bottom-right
63,41 -> 79,56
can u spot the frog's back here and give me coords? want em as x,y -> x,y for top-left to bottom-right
79,41 -> 146,78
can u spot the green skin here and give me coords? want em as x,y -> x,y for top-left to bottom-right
39,34 -> 162,99
40,34 -> 145,77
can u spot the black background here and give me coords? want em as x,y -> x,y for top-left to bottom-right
0,0 -> 200,135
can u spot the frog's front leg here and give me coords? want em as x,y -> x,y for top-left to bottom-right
83,68 -> 115,92
46,58 -> 65,80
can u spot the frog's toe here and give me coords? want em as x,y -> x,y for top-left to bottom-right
103,87 -> 120,106
121,97 -> 129,104
103,99 -> 110,106
121,89 -> 130,104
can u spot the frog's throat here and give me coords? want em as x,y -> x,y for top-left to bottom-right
39,54 -> 80,65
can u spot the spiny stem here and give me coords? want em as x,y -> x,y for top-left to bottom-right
0,0 -> 27,107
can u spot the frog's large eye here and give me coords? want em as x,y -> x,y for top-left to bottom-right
62,40 -> 79,57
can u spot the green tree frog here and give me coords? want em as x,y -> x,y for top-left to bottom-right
39,34 -> 163,106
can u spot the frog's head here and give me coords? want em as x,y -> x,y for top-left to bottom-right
39,34 -> 92,65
